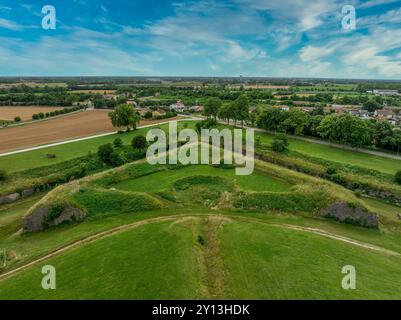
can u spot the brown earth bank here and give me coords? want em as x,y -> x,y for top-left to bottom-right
0,109 -> 181,153
0,106 -> 64,121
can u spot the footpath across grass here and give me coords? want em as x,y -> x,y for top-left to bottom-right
2,216 -> 401,299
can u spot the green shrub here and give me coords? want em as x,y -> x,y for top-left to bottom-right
0,170 -> 7,181
38,112 -> 45,119
197,235 -> 206,246
144,111 -> 153,119
113,138 -> 123,148
395,171 -> 401,185
73,189 -> 161,217
109,150 -> 127,167
32,114 -> 39,120
98,143 -> 114,164
326,166 -> 337,175
233,191 -> 327,212
14,116 -> 21,122
271,134 -> 289,153
132,135 -> 147,149
43,203 -> 65,227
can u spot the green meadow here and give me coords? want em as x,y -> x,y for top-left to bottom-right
257,133 -> 401,175
2,216 -> 401,300
1,119 -> 401,300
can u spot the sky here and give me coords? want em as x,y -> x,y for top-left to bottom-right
0,0 -> 401,79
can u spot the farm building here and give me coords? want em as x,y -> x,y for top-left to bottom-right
372,89 -> 400,96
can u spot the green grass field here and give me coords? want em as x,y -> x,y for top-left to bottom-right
0,221 -> 199,299
2,216 -> 401,299
1,119 -> 399,176
257,133 -> 401,175
1,118 -> 401,300
0,120 -> 194,173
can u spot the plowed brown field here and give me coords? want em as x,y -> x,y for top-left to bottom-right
0,106 -> 64,121
0,109 -> 180,153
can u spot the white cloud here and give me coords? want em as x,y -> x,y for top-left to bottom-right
359,0 -> 400,9
0,18 -> 24,31
299,45 -> 336,62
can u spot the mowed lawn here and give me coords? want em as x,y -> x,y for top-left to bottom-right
2,217 -> 401,299
0,120 -> 194,173
0,221 -> 200,300
257,133 -> 401,175
114,165 -> 292,193
219,220 -> 401,299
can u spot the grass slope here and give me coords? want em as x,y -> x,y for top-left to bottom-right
257,133 -> 401,175
220,220 -> 401,299
0,221 -> 199,299
2,217 -> 401,299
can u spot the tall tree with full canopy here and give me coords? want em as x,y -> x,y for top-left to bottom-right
108,104 -> 141,131
203,97 -> 222,119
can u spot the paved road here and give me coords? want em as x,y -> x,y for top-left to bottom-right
191,115 -> 401,161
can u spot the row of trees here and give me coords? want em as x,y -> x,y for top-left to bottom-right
203,95 -> 251,126
202,94 -> 401,152
31,106 -> 85,121
257,108 -> 401,152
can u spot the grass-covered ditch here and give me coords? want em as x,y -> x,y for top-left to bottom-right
20,158 -> 380,233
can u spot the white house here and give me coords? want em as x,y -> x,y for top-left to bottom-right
169,100 -> 187,112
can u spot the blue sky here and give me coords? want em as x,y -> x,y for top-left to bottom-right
0,0 -> 401,78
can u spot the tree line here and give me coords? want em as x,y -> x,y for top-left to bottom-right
202,95 -> 401,154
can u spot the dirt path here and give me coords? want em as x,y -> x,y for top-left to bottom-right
196,216 -> 231,299
0,215 -> 180,281
230,215 -> 401,257
1,214 -> 399,281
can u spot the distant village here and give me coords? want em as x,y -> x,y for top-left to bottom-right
75,88 -> 401,127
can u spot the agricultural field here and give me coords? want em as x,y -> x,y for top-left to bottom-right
0,110 -> 182,154
0,106 -> 64,121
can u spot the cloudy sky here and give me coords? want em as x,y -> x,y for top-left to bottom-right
0,0 -> 401,79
